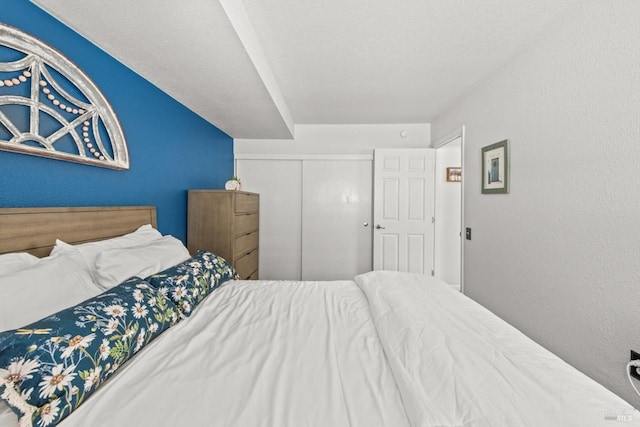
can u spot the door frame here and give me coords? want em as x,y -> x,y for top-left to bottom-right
433,126 -> 465,293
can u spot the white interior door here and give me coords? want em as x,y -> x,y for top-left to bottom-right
301,159 -> 372,280
373,149 -> 435,274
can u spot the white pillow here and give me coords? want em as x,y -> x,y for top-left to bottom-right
51,224 -> 163,268
0,251 -> 102,332
93,235 -> 190,290
0,252 -> 40,275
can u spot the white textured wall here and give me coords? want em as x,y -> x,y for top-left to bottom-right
432,1 -> 640,403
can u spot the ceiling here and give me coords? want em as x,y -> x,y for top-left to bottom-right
31,0 -> 580,139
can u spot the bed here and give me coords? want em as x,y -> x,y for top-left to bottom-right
0,206 -> 638,427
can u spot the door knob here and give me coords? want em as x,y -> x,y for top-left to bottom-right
375,224 -> 385,230
363,222 -> 369,227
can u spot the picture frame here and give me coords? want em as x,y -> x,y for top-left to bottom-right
446,167 -> 462,182
481,139 -> 509,194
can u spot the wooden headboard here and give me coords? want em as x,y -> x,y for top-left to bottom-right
0,206 -> 157,257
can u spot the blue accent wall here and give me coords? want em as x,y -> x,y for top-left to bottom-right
0,1 -> 234,242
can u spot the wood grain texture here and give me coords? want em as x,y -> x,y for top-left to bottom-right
187,190 -> 259,279
0,206 -> 157,257
235,214 -> 259,235
235,249 -> 258,279
234,231 -> 259,258
235,193 -> 259,213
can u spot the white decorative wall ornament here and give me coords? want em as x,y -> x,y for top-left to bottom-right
0,23 -> 129,169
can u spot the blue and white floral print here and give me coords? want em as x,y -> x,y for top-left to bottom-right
0,277 -> 178,427
146,251 -> 237,317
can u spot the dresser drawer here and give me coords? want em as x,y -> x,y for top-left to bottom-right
247,270 -> 259,280
235,193 -> 259,213
235,213 -> 258,235
234,231 -> 258,258
235,249 -> 258,279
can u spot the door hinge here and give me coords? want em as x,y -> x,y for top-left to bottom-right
432,216 -> 435,224
431,270 -> 434,276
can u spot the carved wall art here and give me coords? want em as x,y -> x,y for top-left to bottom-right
0,23 -> 128,170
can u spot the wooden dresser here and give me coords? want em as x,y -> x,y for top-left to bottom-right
187,190 -> 259,280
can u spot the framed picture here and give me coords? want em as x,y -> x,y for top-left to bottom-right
481,139 -> 509,194
446,167 -> 462,182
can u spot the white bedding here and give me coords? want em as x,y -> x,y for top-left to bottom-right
60,279 -> 410,427
1,272 -> 638,427
357,271 -> 640,426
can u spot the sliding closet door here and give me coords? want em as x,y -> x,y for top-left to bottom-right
301,159 -> 372,280
236,159 -> 302,280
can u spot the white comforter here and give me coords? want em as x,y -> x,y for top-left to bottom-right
59,279 -> 409,427
1,272 -> 638,426
357,271 -> 640,426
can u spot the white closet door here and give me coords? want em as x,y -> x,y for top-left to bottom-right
236,159 -> 302,280
301,159 -> 372,280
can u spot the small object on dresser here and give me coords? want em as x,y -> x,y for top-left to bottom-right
225,176 -> 242,191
